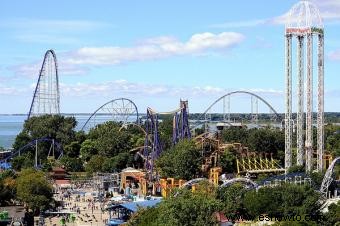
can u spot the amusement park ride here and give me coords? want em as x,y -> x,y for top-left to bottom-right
284,1 -> 325,173
143,100 -> 191,180
0,1 -> 339,200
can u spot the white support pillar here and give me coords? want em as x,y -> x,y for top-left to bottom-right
317,34 -> 324,172
285,34 -> 293,170
297,36 -> 305,166
306,33 -> 313,172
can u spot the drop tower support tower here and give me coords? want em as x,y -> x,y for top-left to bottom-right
285,1 -> 324,172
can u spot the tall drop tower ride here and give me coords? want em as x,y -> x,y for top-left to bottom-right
285,1 -> 324,172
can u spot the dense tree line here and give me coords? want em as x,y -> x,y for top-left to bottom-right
127,182 -> 337,226
11,115 -> 151,173
10,115 -> 340,176
156,140 -> 202,180
221,127 -> 284,156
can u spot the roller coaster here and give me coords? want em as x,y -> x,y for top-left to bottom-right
320,157 -> 340,197
193,132 -> 285,175
28,50 -> 60,119
191,90 -> 281,132
0,138 -> 63,169
81,98 -> 139,131
143,100 -> 191,179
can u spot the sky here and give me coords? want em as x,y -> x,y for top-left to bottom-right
0,0 -> 340,114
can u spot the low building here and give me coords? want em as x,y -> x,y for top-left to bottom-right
51,167 -> 71,189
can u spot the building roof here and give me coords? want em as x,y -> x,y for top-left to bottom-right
111,199 -> 162,213
121,167 -> 142,173
52,167 -> 66,172
55,179 -> 71,185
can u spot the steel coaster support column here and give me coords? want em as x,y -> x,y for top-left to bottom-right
251,96 -> 258,124
317,34 -> 324,172
150,114 -> 157,175
144,110 -> 151,170
223,97 -> 226,121
205,112 -> 211,133
35,140 -> 38,168
251,96 -> 254,123
181,107 -> 185,139
285,34 -> 293,170
306,33 -> 313,172
227,96 -> 231,122
181,104 -> 191,139
174,101 -> 191,144
153,114 -> 162,158
254,97 -> 258,124
296,35 -> 305,166
172,113 -> 179,144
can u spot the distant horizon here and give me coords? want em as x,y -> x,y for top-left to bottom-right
2,112 -> 340,116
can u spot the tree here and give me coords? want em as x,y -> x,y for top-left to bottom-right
85,155 -> 106,173
247,128 -> 284,157
64,141 -> 81,158
156,139 -> 202,180
243,184 -> 321,218
128,182 -> 221,226
59,156 -> 84,172
13,115 -> 77,149
220,147 -> 237,173
102,152 -> 133,173
158,116 -> 174,151
221,127 -> 285,160
11,153 -> 34,171
127,206 -> 161,226
16,168 -> 53,212
0,170 -> 16,205
12,115 -> 78,167
80,139 -> 98,162
287,165 -> 305,174
272,221 -> 318,226
218,184 -> 249,219
320,201 -> 340,226
325,125 -> 340,158
88,121 -> 133,157
221,127 -> 249,144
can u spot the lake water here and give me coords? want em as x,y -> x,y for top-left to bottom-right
0,114 -> 101,148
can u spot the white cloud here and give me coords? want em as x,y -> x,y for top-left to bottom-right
66,32 -> 245,65
0,84 -> 29,95
58,79 -> 282,99
9,61 -> 89,79
7,32 -> 244,78
60,80 -> 171,97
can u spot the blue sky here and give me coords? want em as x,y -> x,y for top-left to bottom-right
0,0 -> 340,114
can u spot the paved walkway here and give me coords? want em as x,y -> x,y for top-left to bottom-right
44,188 -> 111,226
